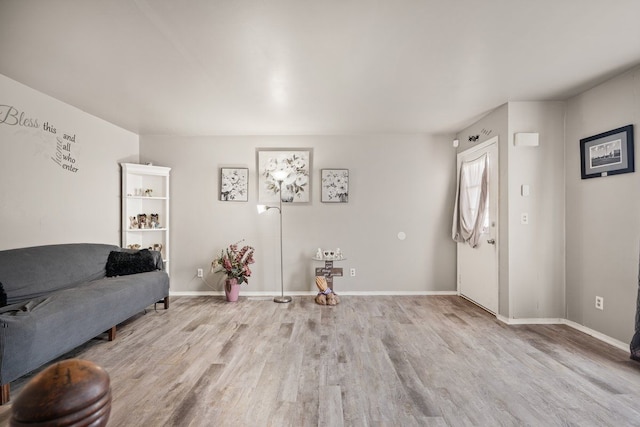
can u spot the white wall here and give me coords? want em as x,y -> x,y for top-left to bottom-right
0,74 -> 138,250
566,66 -> 640,343
140,134 -> 457,294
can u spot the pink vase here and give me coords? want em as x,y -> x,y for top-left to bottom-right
225,278 -> 240,302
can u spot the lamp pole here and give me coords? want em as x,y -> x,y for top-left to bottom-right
274,178 -> 292,303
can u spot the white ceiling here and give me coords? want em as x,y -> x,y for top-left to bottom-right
1,0 -> 639,136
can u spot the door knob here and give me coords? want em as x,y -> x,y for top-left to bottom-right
487,239 -> 496,245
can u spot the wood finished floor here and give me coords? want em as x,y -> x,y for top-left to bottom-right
1,295 -> 639,426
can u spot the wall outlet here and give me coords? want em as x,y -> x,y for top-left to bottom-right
197,268 -> 203,278
595,296 -> 604,310
350,268 -> 356,277
521,213 -> 529,225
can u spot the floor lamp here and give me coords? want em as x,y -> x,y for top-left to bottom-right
257,170 -> 292,303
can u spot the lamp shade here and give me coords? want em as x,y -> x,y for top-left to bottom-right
271,169 -> 289,181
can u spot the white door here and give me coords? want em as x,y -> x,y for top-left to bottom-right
456,137 -> 499,313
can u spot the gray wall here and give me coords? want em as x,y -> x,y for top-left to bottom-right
0,74 -> 139,250
507,102 -> 566,319
139,134 -> 457,294
456,101 -> 566,320
566,66 -> 640,343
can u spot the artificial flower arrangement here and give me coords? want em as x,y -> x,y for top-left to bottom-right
211,241 -> 255,284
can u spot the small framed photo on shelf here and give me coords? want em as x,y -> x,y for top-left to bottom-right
220,168 -> 249,201
321,169 -> 349,203
580,125 -> 634,179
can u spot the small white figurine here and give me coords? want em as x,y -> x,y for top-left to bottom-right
316,248 -> 323,259
335,248 -> 343,259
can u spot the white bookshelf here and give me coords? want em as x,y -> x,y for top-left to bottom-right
121,163 -> 171,275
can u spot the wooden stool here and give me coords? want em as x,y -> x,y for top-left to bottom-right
10,359 -> 111,427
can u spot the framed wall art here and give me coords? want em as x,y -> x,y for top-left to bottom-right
220,167 -> 249,201
256,148 -> 312,203
321,169 -> 349,203
580,124 -> 634,179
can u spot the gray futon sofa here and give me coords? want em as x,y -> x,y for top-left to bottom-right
0,243 -> 170,404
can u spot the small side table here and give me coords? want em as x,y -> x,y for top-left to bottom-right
313,257 -> 346,290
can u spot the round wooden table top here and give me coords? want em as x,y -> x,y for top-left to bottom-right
11,358 -> 111,427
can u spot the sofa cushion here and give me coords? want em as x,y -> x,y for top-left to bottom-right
0,244 -> 120,306
0,282 -> 6,307
105,249 -> 157,277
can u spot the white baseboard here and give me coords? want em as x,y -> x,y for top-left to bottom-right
562,319 -> 629,352
496,314 -> 628,352
337,291 -> 458,296
170,291 -> 220,296
170,291 -> 318,297
169,290 -> 458,297
496,315 -> 565,325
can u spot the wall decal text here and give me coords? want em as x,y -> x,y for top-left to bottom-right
1,104 -> 80,173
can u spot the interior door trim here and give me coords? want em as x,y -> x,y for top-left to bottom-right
458,136 -> 499,157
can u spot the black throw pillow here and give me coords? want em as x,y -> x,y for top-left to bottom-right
0,282 -> 6,307
106,249 -> 157,277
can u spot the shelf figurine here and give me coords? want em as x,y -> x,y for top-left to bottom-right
150,213 -> 160,228
137,213 -> 147,229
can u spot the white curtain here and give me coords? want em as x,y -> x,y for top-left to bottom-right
452,153 -> 488,248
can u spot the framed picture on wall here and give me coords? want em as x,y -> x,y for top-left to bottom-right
256,148 -> 312,203
220,168 -> 249,201
321,169 -> 349,203
580,124 -> 634,179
